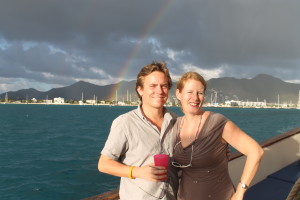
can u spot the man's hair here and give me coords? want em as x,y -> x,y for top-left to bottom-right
177,71 -> 207,92
135,61 -> 172,101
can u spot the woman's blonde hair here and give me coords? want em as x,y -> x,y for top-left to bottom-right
177,71 -> 207,92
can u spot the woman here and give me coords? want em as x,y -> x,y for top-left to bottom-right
172,72 -> 263,200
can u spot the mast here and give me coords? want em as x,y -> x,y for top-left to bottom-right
5,92 -> 8,102
214,91 -> 218,105
298,90 -> 300,109
115,90 -> 118,104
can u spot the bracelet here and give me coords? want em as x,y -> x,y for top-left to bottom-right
128,166 -> 135,179
239,181 -> 249,190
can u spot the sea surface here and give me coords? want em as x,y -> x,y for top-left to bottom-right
0,104 -> 299,200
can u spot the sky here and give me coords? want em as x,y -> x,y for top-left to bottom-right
0,0 -> 300,94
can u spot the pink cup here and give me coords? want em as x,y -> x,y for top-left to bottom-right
154,154 -> 169,170
154,154 -> 169,181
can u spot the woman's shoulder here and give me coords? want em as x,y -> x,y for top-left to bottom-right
205,111 -> 229,126
208,111 -> 227,120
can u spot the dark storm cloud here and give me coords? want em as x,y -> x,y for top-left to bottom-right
153,1 -> 300,72
0,0 -> 299,93
1,43 -> 109,82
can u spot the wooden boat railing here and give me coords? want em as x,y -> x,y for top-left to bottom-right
82,127 -> 300,200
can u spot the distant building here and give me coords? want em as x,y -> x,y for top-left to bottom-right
240,101 -> 267,108
117,101 -> 126,106
225,100 -> 266,108
86,99 -> 96,104
31,98 -> 37,103
44,99 -> 53,104
225,100 -> 241,107
53,97 -> 65,104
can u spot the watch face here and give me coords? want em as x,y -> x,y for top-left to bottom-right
240,182 -> 248,189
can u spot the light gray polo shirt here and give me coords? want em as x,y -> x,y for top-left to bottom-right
101,105 -> 178,200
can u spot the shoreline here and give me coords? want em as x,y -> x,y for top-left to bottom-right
1,102 -> 299,109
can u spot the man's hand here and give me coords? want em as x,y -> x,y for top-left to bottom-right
133,163 -> 167,182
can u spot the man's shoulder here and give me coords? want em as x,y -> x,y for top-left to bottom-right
164,108 -> 178,119
113,107 -> 139,122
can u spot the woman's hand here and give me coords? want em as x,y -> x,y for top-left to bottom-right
230,185 -> 246,200
230,192 -> 244,200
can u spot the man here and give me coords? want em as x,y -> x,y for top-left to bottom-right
98,61 -> 178,200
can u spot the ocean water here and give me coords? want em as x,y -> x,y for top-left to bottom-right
0,104 -> 299,200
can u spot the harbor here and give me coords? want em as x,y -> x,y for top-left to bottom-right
1,89 -> 300,109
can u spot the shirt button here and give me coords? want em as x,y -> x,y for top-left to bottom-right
193,180 -> 198,184
208,194 -> 212,198
207,170 -> 210,173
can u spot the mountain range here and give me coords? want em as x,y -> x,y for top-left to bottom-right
1,74 -> 300,104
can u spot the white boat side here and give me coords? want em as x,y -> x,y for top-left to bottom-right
229,127 -> 300,186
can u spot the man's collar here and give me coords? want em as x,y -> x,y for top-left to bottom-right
137,104 -> 173,121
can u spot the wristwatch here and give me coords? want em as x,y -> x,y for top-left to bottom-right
239,182 -> 249,190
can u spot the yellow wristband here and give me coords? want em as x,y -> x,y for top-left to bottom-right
128,166 -> 135,179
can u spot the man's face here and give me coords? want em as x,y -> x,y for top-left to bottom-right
137,71 -> 169,109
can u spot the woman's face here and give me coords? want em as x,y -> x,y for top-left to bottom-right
176,79 -> 205,115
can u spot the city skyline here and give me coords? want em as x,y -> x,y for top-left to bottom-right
2,73 -> 300,106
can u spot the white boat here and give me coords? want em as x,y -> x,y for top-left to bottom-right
229,127 -> 300,199
83,127 -> 300,200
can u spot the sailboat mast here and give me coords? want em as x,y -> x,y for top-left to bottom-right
115,90 -> 118,103
5,92 -> 8,102
298,90 -> 300,109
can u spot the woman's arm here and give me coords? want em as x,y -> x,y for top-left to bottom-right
222,121 -> 264,200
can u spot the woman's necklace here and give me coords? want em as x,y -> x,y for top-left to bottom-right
180,113 -> 203,142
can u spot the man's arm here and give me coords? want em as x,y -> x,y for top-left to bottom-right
98,154 -> 167,182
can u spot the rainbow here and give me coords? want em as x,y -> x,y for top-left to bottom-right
109,0 -> 174,101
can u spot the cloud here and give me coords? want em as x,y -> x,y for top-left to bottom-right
0,0 -> 299,93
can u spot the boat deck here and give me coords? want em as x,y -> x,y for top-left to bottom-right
244,160 -> 300,200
